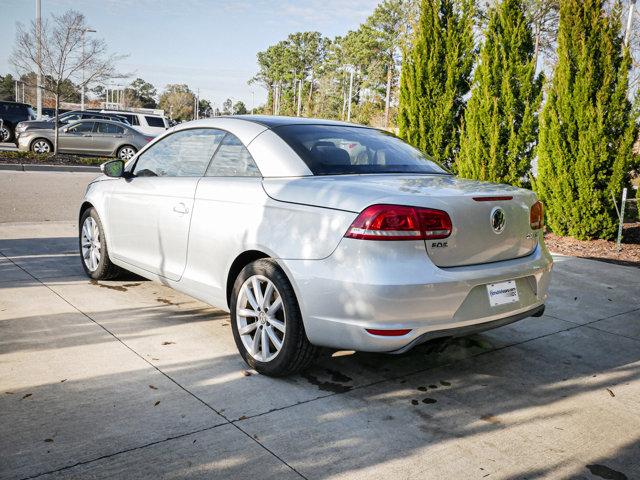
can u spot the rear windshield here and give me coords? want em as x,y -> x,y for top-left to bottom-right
272,124 -> 449,176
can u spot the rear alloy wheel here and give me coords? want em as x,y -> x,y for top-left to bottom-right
0,126 -> 10,142
79,207 -> 121,280
117,145 -> 137,160
231,259 -> 318,376
237,275 -> 286,363
31,139 -> 52,154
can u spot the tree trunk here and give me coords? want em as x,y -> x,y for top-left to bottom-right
54,93 -> 60,154
384,65 -> 392,128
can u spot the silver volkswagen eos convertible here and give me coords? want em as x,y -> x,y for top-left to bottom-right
79,116 -> 552,376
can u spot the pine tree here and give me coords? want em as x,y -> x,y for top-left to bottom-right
398,0 -> 475,167
457,0 -> 542,187
535,0 -> 637,240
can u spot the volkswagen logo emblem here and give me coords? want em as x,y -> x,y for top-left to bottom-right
490,207 -> 506,234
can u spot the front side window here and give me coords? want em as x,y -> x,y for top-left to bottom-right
145,116 -> 165,128
66,122 -> 95,133
273,125 -> 449,176
205,133 -> 261,177
133,128 -> 226,177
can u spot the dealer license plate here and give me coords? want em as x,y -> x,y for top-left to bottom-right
486,280 -> 519,307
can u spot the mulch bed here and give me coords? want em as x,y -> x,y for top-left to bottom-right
0,153 -> 106,166
545,223 -> 640,267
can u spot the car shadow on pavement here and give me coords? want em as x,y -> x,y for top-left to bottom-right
2,235 -> 640,478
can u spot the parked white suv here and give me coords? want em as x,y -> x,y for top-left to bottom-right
100,110 -> 169,136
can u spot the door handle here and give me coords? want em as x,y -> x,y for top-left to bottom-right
173,203 -> 189,214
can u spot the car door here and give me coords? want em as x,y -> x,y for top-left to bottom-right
59,121 -> 96,153
106,127 -> 226,281
182,133 -> 264,305
92,122 -> 124,155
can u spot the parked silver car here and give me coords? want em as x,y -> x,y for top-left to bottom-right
79,116 -> 552,376
17,119 -> 152,159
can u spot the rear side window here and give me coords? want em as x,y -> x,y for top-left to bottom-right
205,134 -> 261,177
95,122 -> 125,134
133,128 -> 226,177
145,116 -> 165,128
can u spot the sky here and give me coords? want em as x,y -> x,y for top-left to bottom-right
0,0 -> 380,110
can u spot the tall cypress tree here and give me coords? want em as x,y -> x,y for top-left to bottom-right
457,0 -> 542,186
398,0 -> 475,167
535,0 -> 637,240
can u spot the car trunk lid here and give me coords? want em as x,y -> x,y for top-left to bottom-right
262,174 -> 539,267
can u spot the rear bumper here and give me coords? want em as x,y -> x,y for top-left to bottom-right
278,239 -> 553,353
391,304 -> 545,354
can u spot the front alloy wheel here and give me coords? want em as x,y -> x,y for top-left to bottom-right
78,207 -> 121,280
32,139 -> 51,154
236,275 -> 286,362
81,216 -> 101,272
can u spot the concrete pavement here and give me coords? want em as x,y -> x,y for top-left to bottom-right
0,221 -> 639,479
0,171 -> 97,223
1,172 -> 639,479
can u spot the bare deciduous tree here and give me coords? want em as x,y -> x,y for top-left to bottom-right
11,10 -> 126,153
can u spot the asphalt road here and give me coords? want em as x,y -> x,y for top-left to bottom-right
1,173 -> 639,479
0,170 -> 97,223
0,141 -> 18,152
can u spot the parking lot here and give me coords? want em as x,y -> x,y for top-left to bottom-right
1,171 -> 639,479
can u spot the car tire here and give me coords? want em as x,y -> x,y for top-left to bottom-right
230,258 -> 318,376
116,145 -> 137,160
31,138 -> 53,154
79,207 -> 121,280
1,126 -> 13,142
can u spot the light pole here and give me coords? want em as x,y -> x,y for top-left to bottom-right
76,27 -> 96,110
35,0 -> 42,119
250,90 -> 255,114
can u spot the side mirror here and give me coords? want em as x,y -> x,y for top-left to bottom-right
101,159 -> 125,178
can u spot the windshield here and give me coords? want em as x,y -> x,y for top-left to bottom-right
272,124 -> 449,176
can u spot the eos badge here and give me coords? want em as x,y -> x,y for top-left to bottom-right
431,241 -> 448,248
491,207 -> 506,234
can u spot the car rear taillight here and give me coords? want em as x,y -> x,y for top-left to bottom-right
144,136 -> 154,143
345,204 -> 452,241
530,201 -> 544,230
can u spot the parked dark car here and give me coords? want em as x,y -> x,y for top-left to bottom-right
13,110 -> 130,139
0,101 -> 36,142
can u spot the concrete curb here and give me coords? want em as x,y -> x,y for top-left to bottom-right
0,163 -> 100,173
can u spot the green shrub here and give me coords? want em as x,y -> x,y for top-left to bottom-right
398,0 -> 476,168
534,0 -> 637,240
456,0 -> 542,187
